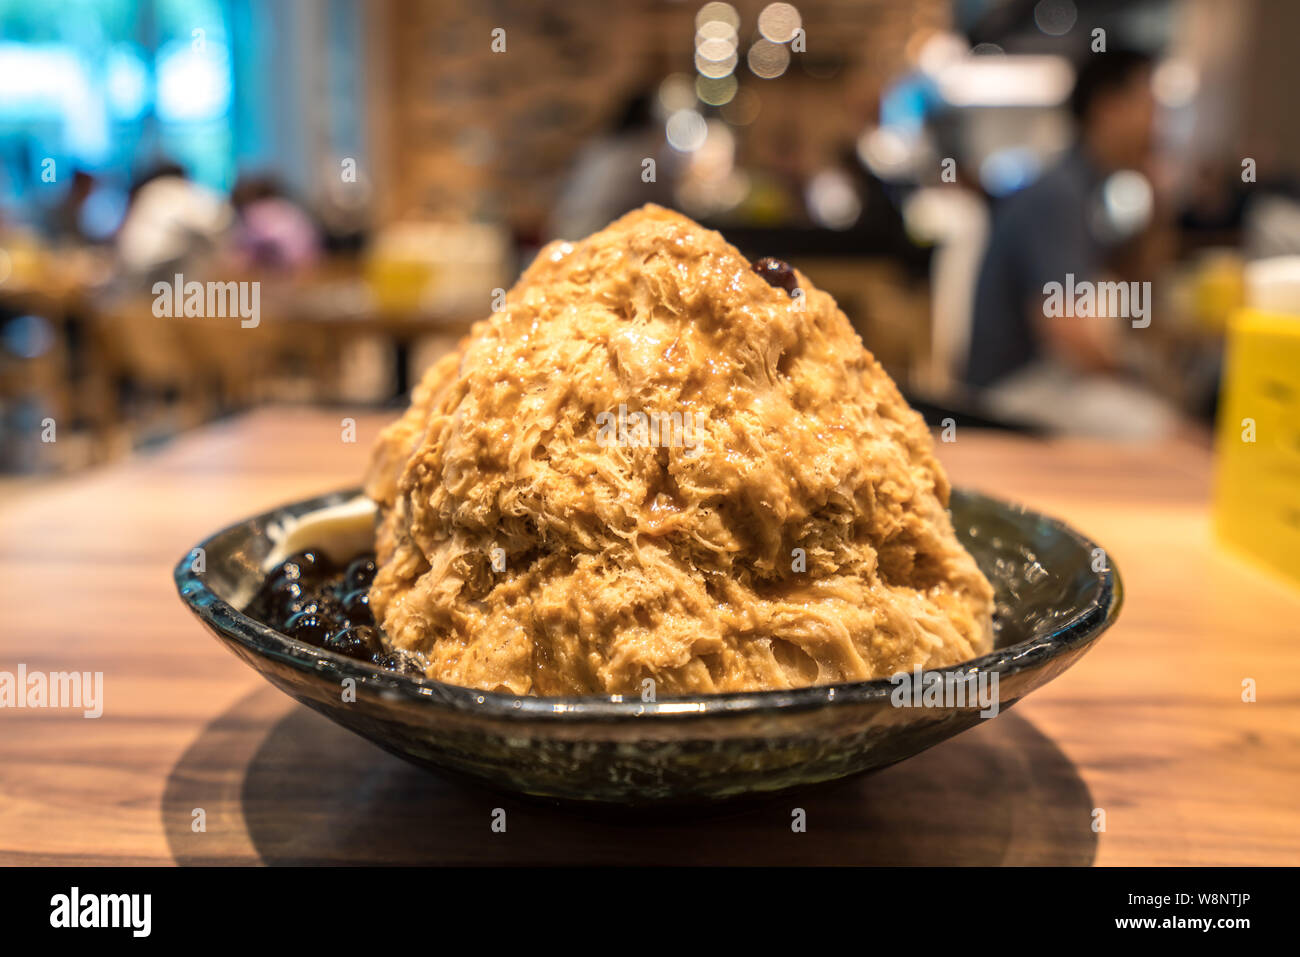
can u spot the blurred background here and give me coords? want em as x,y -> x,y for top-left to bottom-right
1,0 -> 1298,474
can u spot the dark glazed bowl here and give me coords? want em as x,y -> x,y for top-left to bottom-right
175,487 -> 1121,807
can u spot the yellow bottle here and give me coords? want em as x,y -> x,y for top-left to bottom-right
1213,258 -> 1300,588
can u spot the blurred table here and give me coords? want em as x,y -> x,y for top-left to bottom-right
0,408 -> 1296,865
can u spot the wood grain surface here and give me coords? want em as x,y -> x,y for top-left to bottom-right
1,408 -> 1296,865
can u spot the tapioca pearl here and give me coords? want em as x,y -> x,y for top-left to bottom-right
326,625 -> 382,661
342,557 -> 377,593
284,611 -> 332,646
272,550 -> 334,585
265,577 -> 307,622
340,588 -> 373,625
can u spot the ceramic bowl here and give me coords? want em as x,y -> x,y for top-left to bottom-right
175,487 -> 1121,807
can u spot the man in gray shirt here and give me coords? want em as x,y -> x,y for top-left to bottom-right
966,49 -> 1156,394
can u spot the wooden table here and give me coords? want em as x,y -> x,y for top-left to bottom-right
1,408 -> 1296,865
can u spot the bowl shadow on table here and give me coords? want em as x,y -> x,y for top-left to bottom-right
162,684 -> 1097,866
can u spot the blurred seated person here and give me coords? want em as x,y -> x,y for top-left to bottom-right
115,161 -> 232,284
964,49 -> 1176,439
548,87 -> 681,242
227,173 -> 321,272
46,169 -> 97,244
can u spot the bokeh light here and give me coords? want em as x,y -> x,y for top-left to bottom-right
748,39 -> 790,79
980,147 -> 1043,196
696,36 -> 736,63
1101,169 -> 1154,237
696,74 -> 738,106
696,2 -> 740,31
856,126 -> 912,180
1033,0 -> 1078,37
696,50 -> 738,78
757,3 -> 802,44
695,4 -> 740,80
916,32 -> 967,76
156,39 -> 232,122
2,314 -> 56,360
666,108 -> 709,152
658,73 -> 697,116
696,20 -> 738,47
805,169 -> 861,230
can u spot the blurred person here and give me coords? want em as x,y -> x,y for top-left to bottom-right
46,169 -> 96,243
115,161 -> 232,283
547,87 -> 680,241
228,173 -> 321,271
45,169 -> 127,245
315,157 -> 372,255
964,49 -> 1176,438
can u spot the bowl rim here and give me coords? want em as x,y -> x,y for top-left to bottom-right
174,486 -> 1122,723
